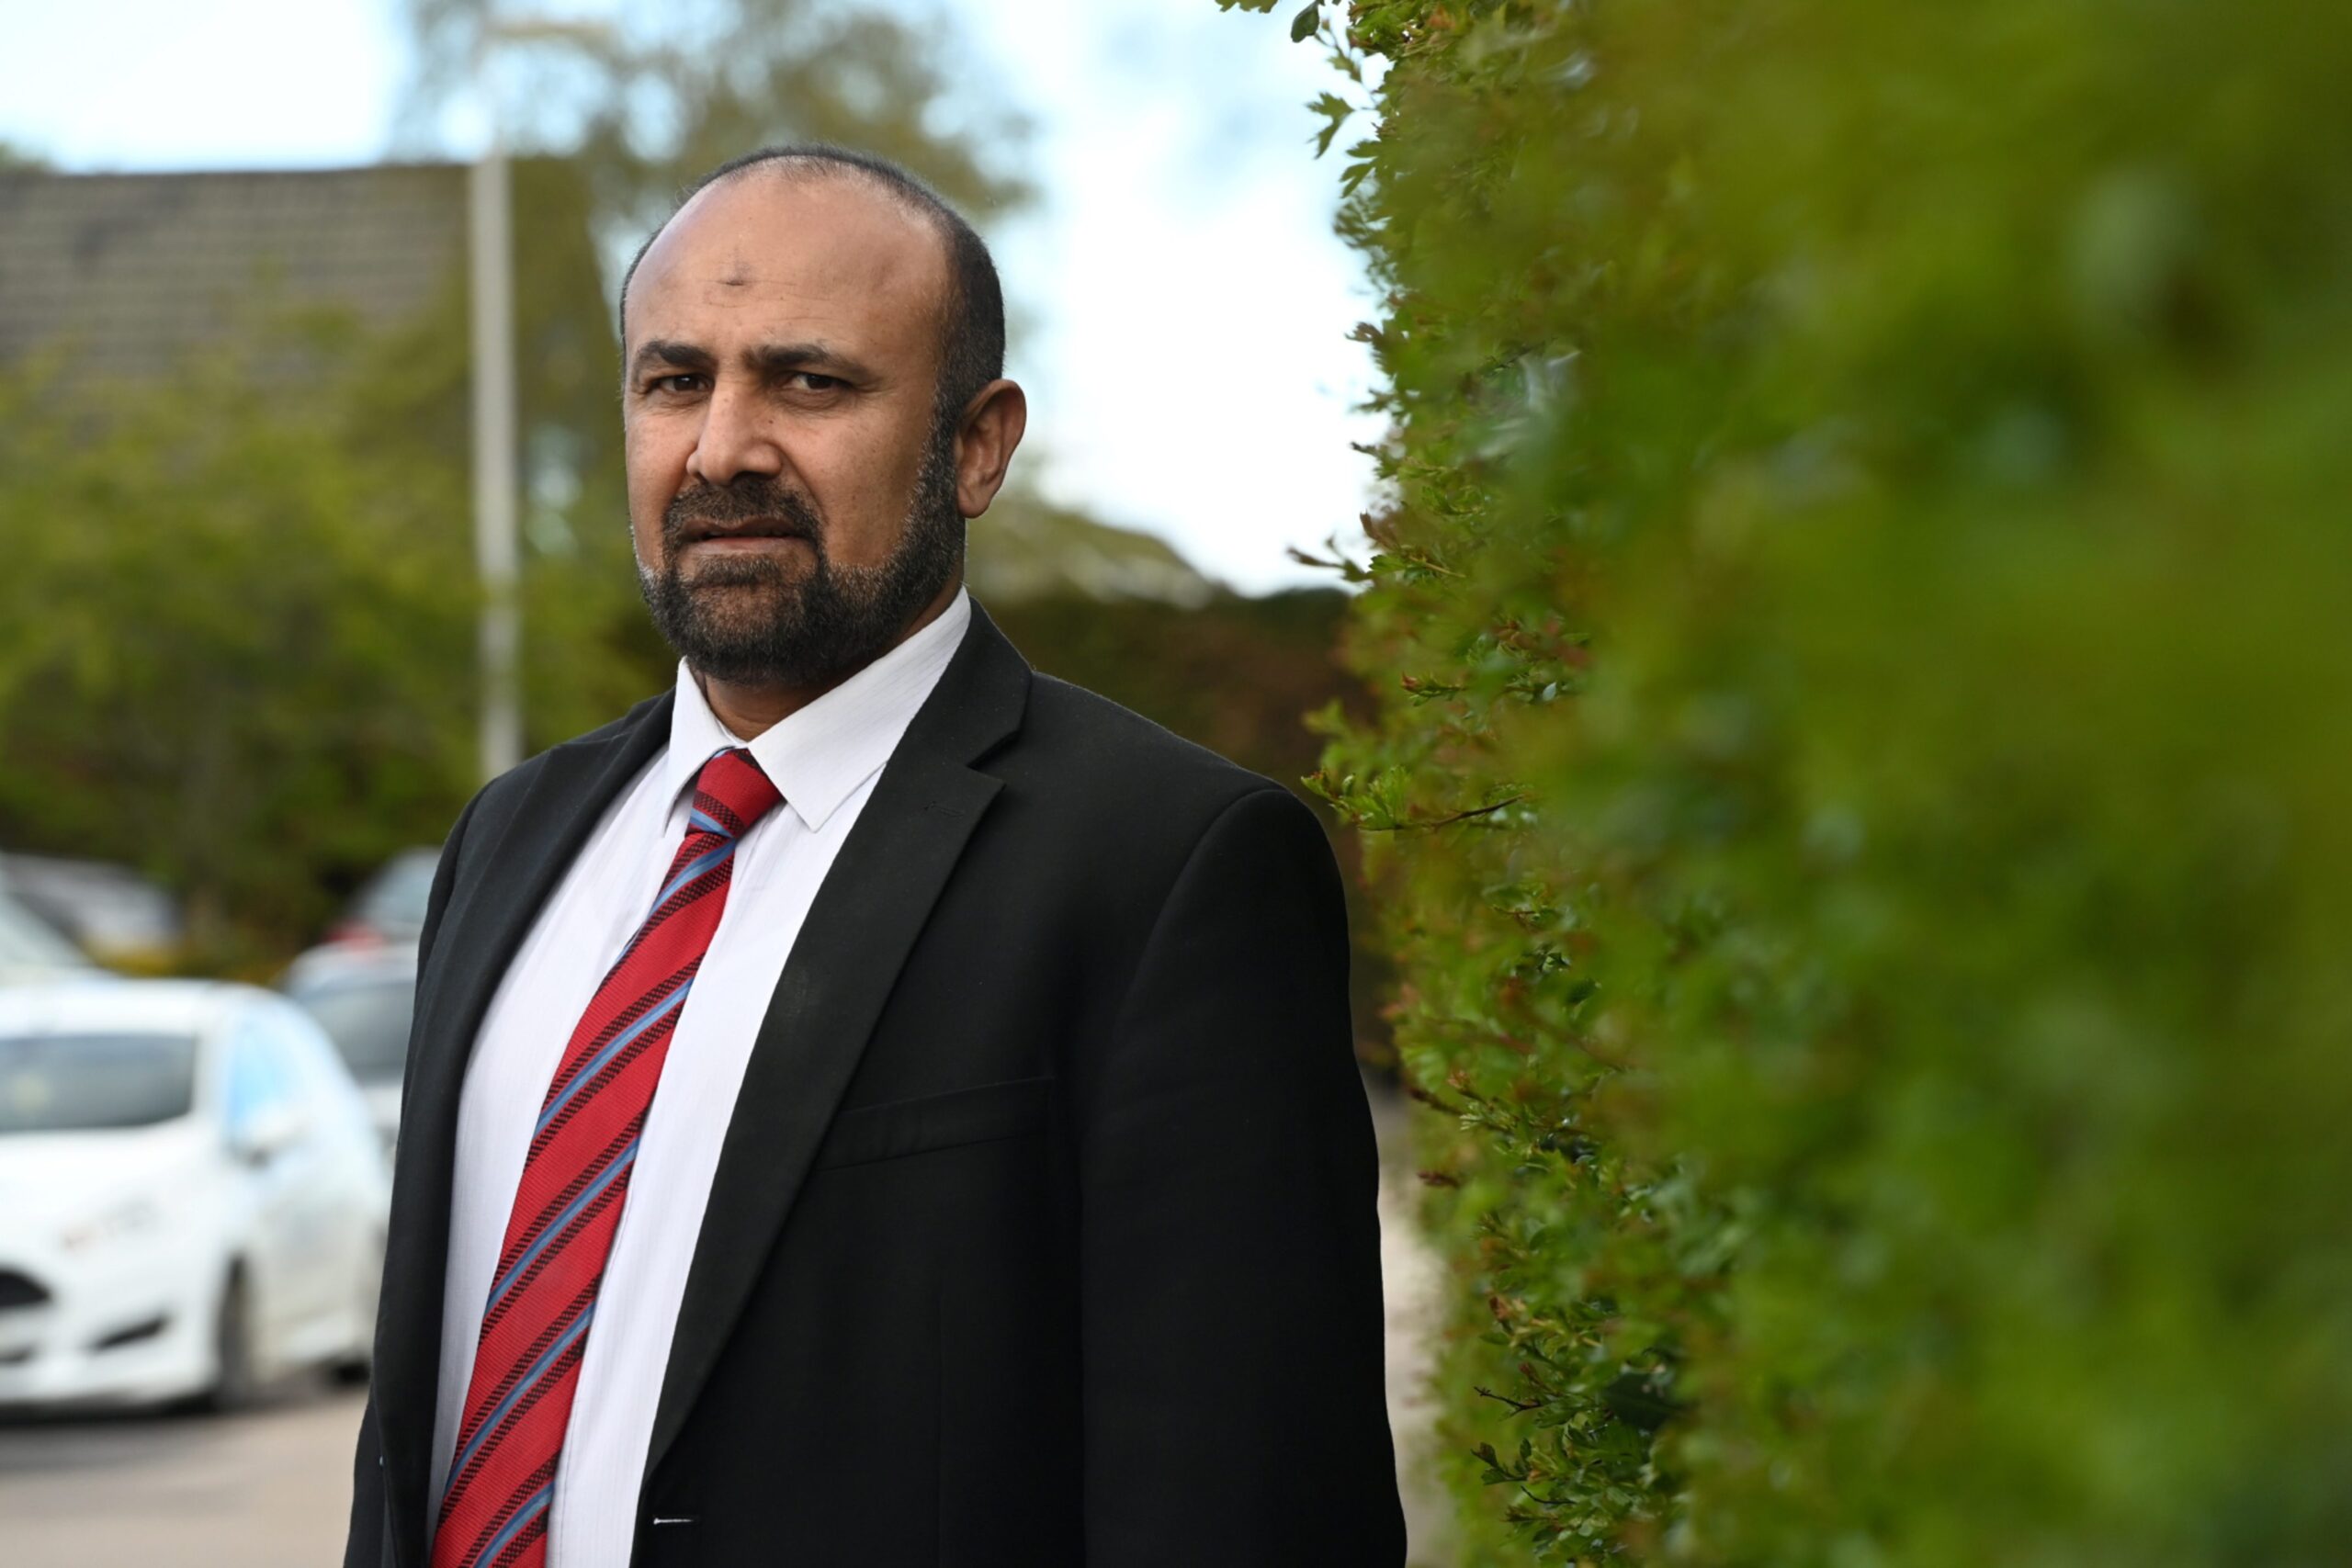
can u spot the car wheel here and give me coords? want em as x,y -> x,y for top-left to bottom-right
200,1266 -> 260,1412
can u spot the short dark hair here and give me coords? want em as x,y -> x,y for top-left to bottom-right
619,144 -> 1005,420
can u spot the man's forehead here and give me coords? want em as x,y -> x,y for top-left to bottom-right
627,169 -> 947,349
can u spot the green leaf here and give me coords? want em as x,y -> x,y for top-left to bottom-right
1309,90 -> 1355,158
1289,2 -> 1319,43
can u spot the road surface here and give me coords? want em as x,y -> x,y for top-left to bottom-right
0,1382 -> 365,1567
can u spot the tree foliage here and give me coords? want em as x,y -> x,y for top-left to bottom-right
395,0 -> 1028,265
0,337 -> 477,953
1228,0 -> 2352,1560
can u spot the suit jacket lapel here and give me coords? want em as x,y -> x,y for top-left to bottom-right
377,694 -> 673,1568
644,599 -> 1032,1480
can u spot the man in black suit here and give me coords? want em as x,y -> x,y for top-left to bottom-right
345,144 -> 1401,1567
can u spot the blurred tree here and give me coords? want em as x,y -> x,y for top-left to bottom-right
395,0 -> 1028,247
998,589 -> 1353,780
0,342 -> 475,956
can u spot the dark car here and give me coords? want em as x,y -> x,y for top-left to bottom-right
326,848 -> 440,948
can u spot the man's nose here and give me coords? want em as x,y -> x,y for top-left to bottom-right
687,379 -> 785,486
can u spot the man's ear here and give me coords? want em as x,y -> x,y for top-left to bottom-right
954,379 -> 1028,519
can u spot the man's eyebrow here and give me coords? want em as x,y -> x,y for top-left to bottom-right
745,340 -> 878,383
629,339 -> 716,379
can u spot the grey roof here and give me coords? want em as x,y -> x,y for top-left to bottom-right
0,164 -> 465,380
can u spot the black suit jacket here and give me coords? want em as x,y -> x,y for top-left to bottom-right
344,601 -> 1404,1566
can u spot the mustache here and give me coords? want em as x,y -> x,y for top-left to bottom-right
662,478 -> 825,549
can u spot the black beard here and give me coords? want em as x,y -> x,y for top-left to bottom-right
637,407 -> 963,689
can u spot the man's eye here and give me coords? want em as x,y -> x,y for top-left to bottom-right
650,374 -> 706,395
791,372 -> 844,392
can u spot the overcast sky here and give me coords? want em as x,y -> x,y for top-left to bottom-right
0,0 -> 1385,593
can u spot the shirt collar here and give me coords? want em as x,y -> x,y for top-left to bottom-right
661,588 -> 972,834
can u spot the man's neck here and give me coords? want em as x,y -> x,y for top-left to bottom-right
695,578 -> 962,739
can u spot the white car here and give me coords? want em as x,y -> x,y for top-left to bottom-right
0,979 -> 390,1410
0,886 -> 93,985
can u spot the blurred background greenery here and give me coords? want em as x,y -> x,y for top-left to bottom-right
1239,0 -> 2352,1561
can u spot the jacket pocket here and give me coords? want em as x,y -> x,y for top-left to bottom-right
811,1077 -> 1053,1171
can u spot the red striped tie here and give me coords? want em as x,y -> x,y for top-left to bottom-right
431,748 -> 782,1568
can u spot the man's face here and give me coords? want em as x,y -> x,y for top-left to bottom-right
622,171 -> 963,688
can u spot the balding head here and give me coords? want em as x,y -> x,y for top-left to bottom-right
622,145 -> 1004,421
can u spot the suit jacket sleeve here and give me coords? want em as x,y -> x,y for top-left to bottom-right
1080,785 -> 1404,1564
344,785 -> 482,1568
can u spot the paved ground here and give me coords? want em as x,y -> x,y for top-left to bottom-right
0,1381 -> 365,1567
1372,1080 -> 1455,1568
0,1082 -> 1451,1566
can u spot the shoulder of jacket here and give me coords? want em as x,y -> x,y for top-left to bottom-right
1016,673 -> 1286,816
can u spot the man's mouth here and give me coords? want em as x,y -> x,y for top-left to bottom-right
677,517 -> 815,549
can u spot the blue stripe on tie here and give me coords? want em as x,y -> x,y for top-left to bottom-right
469,1483 -> 552,1568
687,807 -> 729,837
484,1140 -> 639,1314
447,1307 -> 597,1490
650,840 -> 735,912
534,984 -> 692,1138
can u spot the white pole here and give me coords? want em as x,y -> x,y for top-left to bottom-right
469,132 -> 522,781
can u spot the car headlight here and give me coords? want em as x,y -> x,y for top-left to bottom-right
59,1197 -> 164,1253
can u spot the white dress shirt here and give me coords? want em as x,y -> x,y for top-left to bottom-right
428,590 -> 971,1567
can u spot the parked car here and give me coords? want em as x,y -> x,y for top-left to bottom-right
325,846 -> 439,947
0,979 -> 390,1411
0,886 -> 96,986
279,942 -> 417,1155
0,852 -> 183,968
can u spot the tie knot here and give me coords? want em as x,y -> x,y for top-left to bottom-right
691,747 -> 783,838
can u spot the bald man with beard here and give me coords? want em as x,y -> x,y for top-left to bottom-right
345,144 -> 1402,1568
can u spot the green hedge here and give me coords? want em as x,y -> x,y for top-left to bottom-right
1225,0 -> 2352,1560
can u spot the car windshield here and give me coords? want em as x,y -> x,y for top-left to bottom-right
287,977 -> 413,1084
0,1032 -> 198,1134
